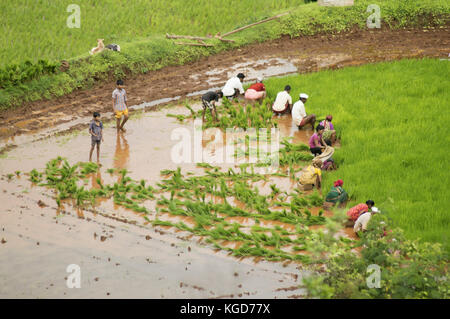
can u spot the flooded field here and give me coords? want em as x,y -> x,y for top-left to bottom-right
0,95 -> 356,298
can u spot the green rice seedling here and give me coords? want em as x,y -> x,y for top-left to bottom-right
306,191 -> 323,207
7,174 -> 14,180
184,101 -> 196,118
15,171 -> 21,176
166,113 -> 186,122
106,168 -> 115,175
152,219 -> 174,227
29,169 -> 42,183
269,184 -> 281,199
79,162 -> 98,175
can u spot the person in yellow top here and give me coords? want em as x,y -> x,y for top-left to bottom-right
298,158 -> 323,190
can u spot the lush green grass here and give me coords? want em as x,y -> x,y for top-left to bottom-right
264,58 -> 450,252
0,0 -> 448,110
0,0 -> 307,66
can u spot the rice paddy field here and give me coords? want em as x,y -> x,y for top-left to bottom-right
1,0 -> 449,301
264,58 -> 450,252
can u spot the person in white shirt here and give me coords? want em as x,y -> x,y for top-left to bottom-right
222,73 -> 245,99
272,85 -> 293,115
291,93 -> 316,130
354,207 -> 380,234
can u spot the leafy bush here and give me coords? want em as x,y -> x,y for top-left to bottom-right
0,59 -> 59,89
302,214 -> 449,299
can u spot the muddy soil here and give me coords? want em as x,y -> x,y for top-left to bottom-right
0,26 -> 449,141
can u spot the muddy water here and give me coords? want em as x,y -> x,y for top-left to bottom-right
202,58 -> 298,86
0,100 -> 333,298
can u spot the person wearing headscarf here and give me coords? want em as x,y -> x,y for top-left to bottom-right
325,179 -> 348,205
345,200 -> 375,227
244,77 -> 266,103
319,115 -> 336,145
298,158 -> 323,190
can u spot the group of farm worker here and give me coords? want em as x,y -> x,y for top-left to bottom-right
200,72 -> 267,122
89,76 -> 379,235
201,73 -> 380,235
202,73 -> 338,190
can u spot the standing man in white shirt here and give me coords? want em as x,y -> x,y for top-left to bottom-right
291,93 -> 316,130
222,73 -> 245,100
272,85 -> 293,115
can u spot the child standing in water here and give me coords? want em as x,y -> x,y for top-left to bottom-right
89,112 -> 104,163
112,79 -> 129,132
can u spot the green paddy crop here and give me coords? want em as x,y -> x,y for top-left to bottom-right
264,58 -> 450,252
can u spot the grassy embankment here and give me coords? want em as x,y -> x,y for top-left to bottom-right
263,58 -> 450,253
1,0 -> 449,110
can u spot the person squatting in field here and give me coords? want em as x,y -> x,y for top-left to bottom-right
309,124 -> 327,156
222,73 -> 245,100
291,93 -> 316,130
298,158 -> 323,191
201,90 -> 223,122
112,79 -> 129,132
353,206 -> 380,235
245,77 -> 267,103
345,200 -> 375,227
89,112 -> 104,163
272,85 -> 293,115
324,179 -> 348,206
319,115 -> 336,145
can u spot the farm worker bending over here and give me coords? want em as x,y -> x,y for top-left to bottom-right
272,85 -> 293,115
222,73 -> 245,100
298,158 -> 323,190
309,124 -> 326,156
292,93 -> 316,130
325,179 -> 348,206
245,77 -> 267,103
201,90 -> 223,122
345,200 -> 375,227
112,79 -> 129,132
354,207 -> 380,234
319,115 -> 336,145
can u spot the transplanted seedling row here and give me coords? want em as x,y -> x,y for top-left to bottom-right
167,99 -> 277,130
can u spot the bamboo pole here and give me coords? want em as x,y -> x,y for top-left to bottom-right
220,12 -> 290,38
174,42 -> 214,47
166,33 -> 235,43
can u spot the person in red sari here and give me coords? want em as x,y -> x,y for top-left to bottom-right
345,200 -> 375,226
